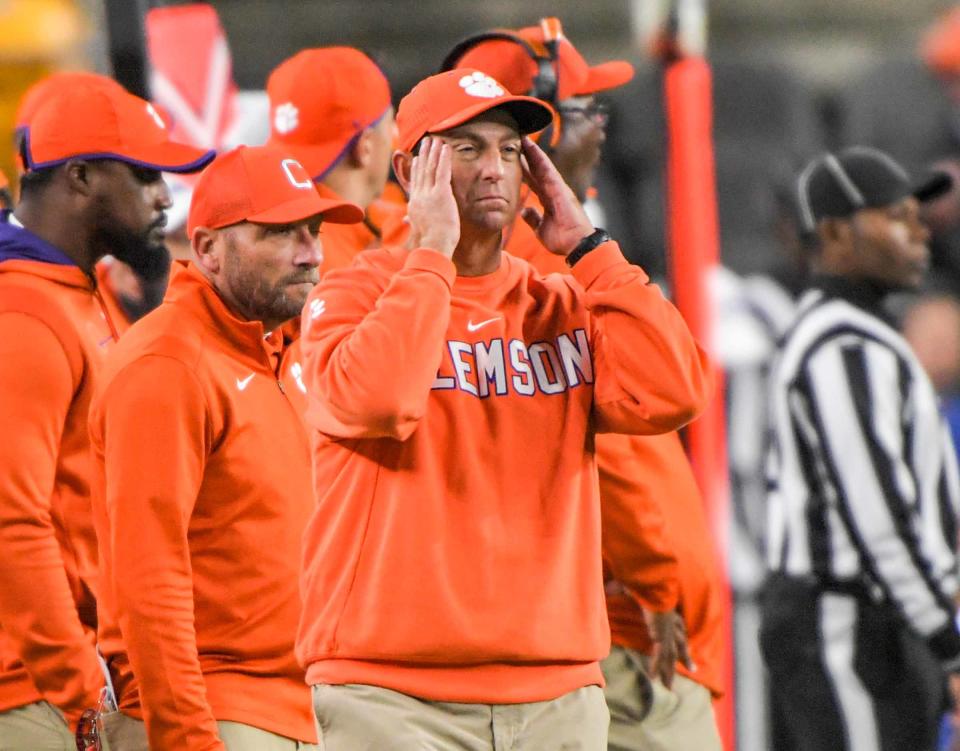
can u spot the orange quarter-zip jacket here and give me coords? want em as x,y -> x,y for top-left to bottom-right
296,241 -> 711,704
89,262 -> 316,750
0,218 -> 118,727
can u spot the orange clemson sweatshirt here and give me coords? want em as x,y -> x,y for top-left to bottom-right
296,240 -> 711,704
0,218 -> 117,727
89,262 -> 316,750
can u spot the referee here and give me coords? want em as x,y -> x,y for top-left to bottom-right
762,146 -> 960,751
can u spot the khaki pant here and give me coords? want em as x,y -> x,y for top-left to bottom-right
0,701 -> 75,750
101,711 -> 318,751
311,682 -> 608,750
217,721 -> 318,750
601,645 -> 722,751
101,711 -> 147,751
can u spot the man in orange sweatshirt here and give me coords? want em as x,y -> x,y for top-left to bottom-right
89,145 -> 362,751
448,22 -> 726,749
296,68 -> 711,750
0,80 -> 211,747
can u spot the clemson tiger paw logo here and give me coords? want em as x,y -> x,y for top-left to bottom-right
274,102 -> 299,134
459,72 -> 504,99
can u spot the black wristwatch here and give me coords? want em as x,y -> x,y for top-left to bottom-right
565,228 -> 612,267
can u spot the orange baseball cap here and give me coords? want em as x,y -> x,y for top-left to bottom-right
23,81 -> 214,173
15,71 -> 125,132
187,145 -> 364,238
266,47 -> 392,179
396,68 -> 554,152
450,24 -> 634,101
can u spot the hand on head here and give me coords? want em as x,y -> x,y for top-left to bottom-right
519,137 -> 594,257
406,137 -> 460,258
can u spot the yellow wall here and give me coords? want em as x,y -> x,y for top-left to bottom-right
0,0 -> 91,193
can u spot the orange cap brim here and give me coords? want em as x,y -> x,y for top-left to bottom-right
247,194 -> 364,226
25,134 -> 215,174
578,61 -> 635,96
411,95 -> 554,152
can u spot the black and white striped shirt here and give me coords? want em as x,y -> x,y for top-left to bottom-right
766,277 -> 960,664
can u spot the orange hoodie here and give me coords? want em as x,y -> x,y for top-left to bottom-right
95,260 -> 132,336
0,219 -> 118,727
600,432 -> 726,696
89,262 -> 316,750
296,240 -> 710,704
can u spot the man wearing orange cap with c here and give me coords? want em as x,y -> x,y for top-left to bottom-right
266,46 -> 402,274
296,67 -> 711,750
264,47 -> 405,416
0,79 -> 211,748
445,21 -> 725,751
89,144 -> 361,751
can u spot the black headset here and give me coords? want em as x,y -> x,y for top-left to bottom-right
440,18 -> 564,145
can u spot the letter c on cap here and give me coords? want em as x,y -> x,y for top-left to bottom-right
281,159 -> 313,190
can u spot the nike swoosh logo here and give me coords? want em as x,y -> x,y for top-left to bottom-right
466,317 -> 502,333
236,373 -> 255,391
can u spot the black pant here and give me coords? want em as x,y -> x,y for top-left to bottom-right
759,574 -> 946,751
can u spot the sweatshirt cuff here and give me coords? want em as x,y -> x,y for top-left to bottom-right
569,241 -> 648,288
404,248 -> 457,290
928,621 -> 960,670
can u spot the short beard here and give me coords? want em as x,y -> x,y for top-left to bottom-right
222,233 -> 314,326
95,221 -> 172,283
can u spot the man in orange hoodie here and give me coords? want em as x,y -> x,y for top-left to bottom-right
89,145 -> 362,751
13,72 -> 171,336
297,68 -> 711,750
0,80 -> 211,748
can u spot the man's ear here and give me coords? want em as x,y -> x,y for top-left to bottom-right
392,150 -> 412,195
191,226 -> 221,274
349,128 -> 374,169
62,159 -> 93,197
820,217 -> 851,245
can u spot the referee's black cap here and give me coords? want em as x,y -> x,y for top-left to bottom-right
796,146 -> 951,233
